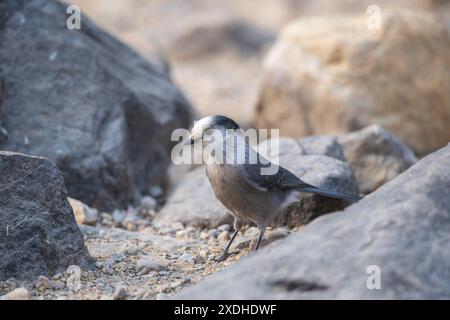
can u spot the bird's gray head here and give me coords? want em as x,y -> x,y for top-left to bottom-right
186,115 -> 240,145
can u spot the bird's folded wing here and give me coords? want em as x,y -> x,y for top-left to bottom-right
241,162 -> 311,192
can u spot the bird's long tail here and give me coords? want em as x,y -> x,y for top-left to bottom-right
299,185 -> 362,203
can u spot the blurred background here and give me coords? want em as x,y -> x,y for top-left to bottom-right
66,0 -> 450,130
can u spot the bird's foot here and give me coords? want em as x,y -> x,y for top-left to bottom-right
214,252 -> 230,262
214,251 -> 237,262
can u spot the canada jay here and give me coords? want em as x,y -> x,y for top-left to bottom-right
185,115 -> 361,261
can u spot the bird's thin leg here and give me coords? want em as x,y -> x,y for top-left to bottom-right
215,228 -> 239,262
254,226 -> 266,252
224,229 -> 239,255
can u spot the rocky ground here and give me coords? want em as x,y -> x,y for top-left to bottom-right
1,209 -> 293,300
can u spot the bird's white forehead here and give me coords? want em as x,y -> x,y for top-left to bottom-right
190,117 -> 215,138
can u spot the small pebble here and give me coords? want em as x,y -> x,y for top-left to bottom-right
52,273 -> 62,280
155,293 -> 170,300
136,255 -> 168,274
35,275 -> 52,289
125,222 -> 137,231
175,229 -> 188,238
209,229 -> 220,238
103,263 -> 114,275
4,278 -> 17,286
217,230 -> 230,242
166,252 -> 179,260
179,253 -> 195,263
149,186 -> 164,198
244,227 -> 259,237
96,283 -> 105,291
100,212 -> 113,225
200,231 -> 210,240
112,253 -> 125,263
217,224 -> 231,232
66,265 -> 82,291
140,273 -> 156,281
122,245 -> 142,256
66,265 -> 81,275
113,283 -> 128,300
103,285 -> 114,294
140,196 -> 157,211
112,210 -> 125,223
186,226 -> 196,233
53,280 -> 65,290
170,222 -> 184,231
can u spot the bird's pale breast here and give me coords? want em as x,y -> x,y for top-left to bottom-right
205,163 -> 289,226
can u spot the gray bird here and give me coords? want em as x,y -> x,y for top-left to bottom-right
185,115 -> 361,261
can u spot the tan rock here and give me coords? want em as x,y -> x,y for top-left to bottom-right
1,287 -> 30,300
254,10 -> 450,155
136,255 -> 168,274
68,197 -> 98,226
113,283 -> 128,300
200,231 -> 210,240
217,231 -> 230,242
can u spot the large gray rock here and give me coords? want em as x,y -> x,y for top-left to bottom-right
338,125 -> 417,194
0,152 -> 93,281
156,138 -> 358,228
177,144 -> 450,299
298,135 -> 346,161
0,0 -> 193,211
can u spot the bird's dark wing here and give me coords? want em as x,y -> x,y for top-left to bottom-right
240,161 -> 311,192
239,153 -> 362,202
241,162 -> 362,202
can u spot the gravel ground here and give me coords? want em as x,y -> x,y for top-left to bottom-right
0,212 -> 292,300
